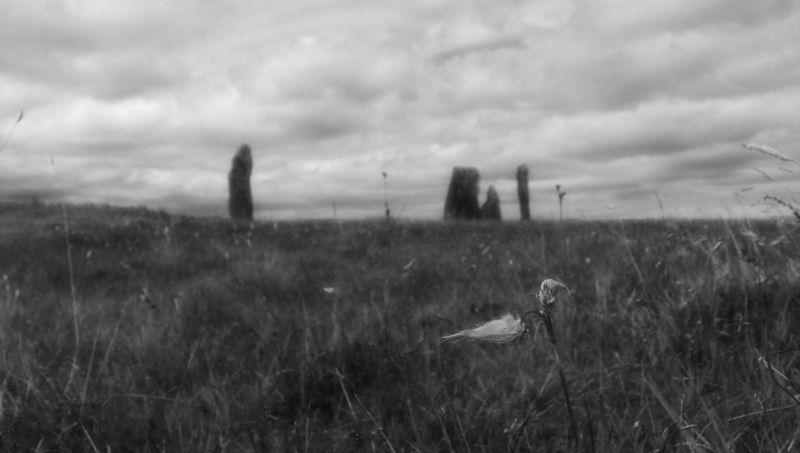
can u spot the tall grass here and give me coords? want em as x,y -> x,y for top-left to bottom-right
0,201 -> 798,451
0,109 -> 23,154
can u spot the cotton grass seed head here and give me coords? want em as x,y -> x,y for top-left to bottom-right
537,278 -> 571,313
441,313 -> 525,344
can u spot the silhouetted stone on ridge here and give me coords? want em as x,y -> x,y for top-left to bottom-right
444,166 -> 481,220
228,144 -> 253,221
517,164 -> 530,221
481,185 -> 502,220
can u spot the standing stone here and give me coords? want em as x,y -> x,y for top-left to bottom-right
228,144 -> 253,221
516,164 -> 531,220
444,166 -> 481,220
481,185 -> 502,220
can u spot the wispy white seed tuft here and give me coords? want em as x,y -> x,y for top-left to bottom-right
442,313 -> 525,344
538,278 -> 571,312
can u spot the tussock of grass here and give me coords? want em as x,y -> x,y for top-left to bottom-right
0,201 -> 798,451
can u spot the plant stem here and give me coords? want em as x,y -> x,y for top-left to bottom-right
543,313 -> 579,447
61,203 -> 81,395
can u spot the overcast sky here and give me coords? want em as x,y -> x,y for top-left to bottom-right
1,0 -> 798,220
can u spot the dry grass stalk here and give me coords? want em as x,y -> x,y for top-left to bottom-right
764,196 -> 800,222
0,109 -> 23,154
742,143 -> 800,165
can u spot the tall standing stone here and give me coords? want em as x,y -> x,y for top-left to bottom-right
481,185 -> 502,220
444,166 -> 481,220
228,144 -> 253,221
516,164 -> 530,220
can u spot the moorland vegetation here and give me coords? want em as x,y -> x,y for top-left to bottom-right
0,201 -> 797,451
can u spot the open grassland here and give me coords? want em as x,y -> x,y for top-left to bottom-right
0,201 -> 798,452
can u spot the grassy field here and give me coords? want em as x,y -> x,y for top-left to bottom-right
0,201 -> 798,452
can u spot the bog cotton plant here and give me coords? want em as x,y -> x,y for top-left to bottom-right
442,278 -> 579,445
537,278 -> 571,315
441,278 -> 571,344
441,313 -> 526,343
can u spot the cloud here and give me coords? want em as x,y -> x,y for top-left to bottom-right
547,90 -> 799,161
581,0 -> 798,35
0,1 -> 217,102
430,36 -> 525,64
0,0 -> 798,220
